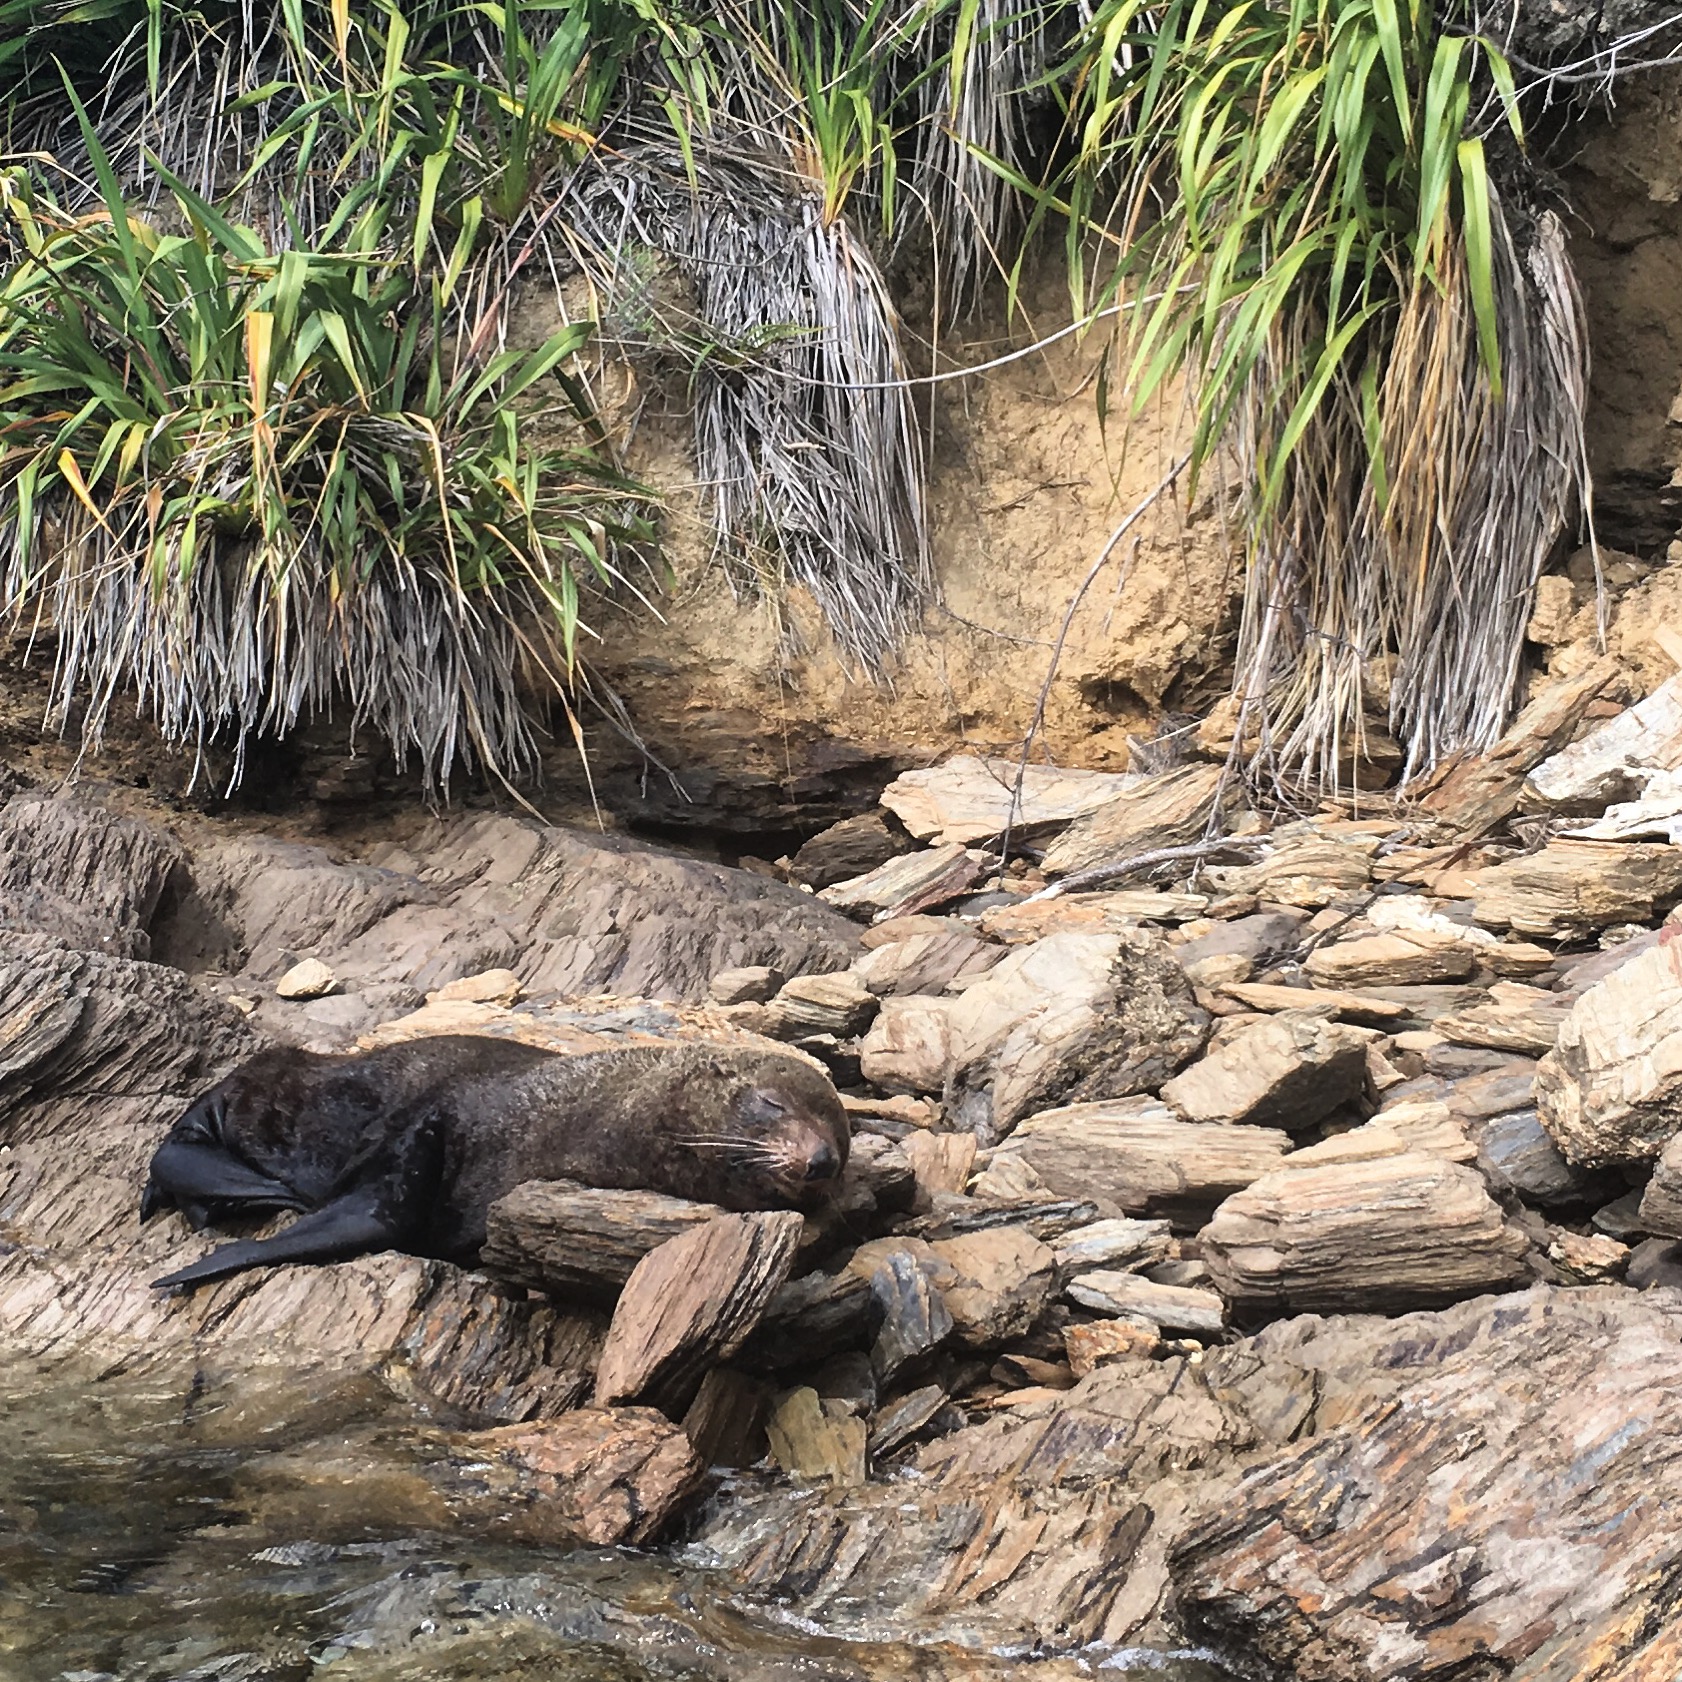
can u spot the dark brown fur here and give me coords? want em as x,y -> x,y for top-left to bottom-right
140,1035 -> 849,1290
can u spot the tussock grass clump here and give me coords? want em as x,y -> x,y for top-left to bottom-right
0,0 -> 1646,798
0,126 -> 651,788
1045,0 -> 1595,789
0,0 -> 961,784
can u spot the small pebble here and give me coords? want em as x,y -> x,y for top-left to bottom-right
275,959 -> 336,1000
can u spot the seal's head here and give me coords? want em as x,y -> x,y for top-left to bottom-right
682,1049 -> 850,1209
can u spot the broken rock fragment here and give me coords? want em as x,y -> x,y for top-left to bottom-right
1160,1011 -> 1368,1132
768,972 -> 879,1038
766,1387 -> 868,1486
1471,840 -> 1682,938
941,930 -> 1209,1140
927,1226 -> 1057,1349
899,1130 -> 977,1204
819,844 -> 983,922
481,1180 -> 721,1301
1040,762 -> 1230,876
1525,670 -> 1682,813
681,1368 -> 772,1469
1414,659 -> 1618,835
593,1211 -> 804,1414
857,993 -> 952,1093
1434,983 -> 1569,1056
788,812 -> 913,890
863,1244 -> 953,1384
1304,931 -> 1477,989
1219,981 -> 1408,1026
1052,1217 -> 1174,1275
1064,1272 -> 1225,1336
851,930 -> 1001,996
1001,1097 -> 1291,1229
275,958 -> 337,999
1063,1317 -> 1160,1375
1201,1152 -> 1530,1319
1638,1133 -> 1682,1237
1203,834 -> 1375,908
1535,928 -> 1682,1167
1468,1108 -> 1612,1208
868,1384 -> 949,1456
736,1268 -> 877,1373
708,965 -> 782,1005
880,756 -> 1138,848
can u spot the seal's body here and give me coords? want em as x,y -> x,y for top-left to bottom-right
140,1036 -> 849,1292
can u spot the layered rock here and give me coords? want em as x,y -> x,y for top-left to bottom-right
1173,1288 -> 1682,1681
1200,1154 -> 1531,1318
1536,927 -> 1682,1166
1470,839 -> 1682,938
941,931 -> 1210,1139
593,1212 -> 804,1413
18,718 -> 1682,1679
1160,1012 -> 1369,1131
999,1098 -> 1292,1228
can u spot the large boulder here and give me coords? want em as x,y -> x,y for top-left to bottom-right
232,1407 -> 705,1549
940,931 -> 1209,1141
1200,1153 -> 1531,1319
1536,926 -> 1682,1167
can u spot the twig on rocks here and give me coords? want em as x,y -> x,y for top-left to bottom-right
1024,836 -> 1267,902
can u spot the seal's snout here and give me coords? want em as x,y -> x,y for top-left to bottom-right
802,1140 -> 841,1183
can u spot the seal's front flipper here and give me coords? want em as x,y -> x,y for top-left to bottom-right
150,1194 -> 395,1293
140,1139 -> 306,1224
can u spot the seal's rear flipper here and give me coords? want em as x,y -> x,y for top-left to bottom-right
150,1195 -> 395,1293
140,1139 -> 306,1224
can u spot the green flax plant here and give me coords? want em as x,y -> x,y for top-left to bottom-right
1,0 -> 1000,740
1044,0 -> 1594,788
0,114 -> 652,790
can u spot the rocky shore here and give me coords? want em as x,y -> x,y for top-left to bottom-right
6,660 -> 1682,1678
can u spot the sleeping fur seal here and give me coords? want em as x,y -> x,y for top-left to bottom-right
139,1035 -> 849,1293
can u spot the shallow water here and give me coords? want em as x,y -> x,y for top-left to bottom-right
0,1366 -> 1234,1682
